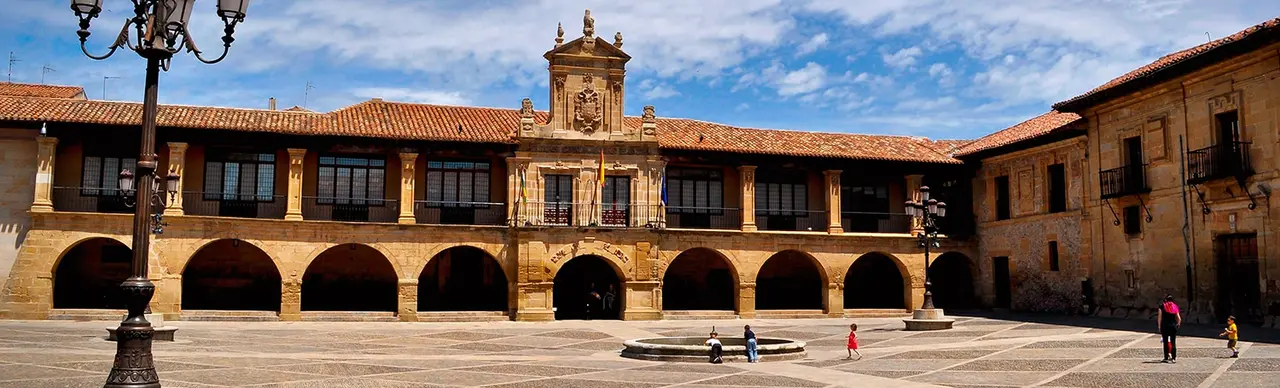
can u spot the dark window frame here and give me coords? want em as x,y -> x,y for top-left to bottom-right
1048,241 -> 1060,272
755,173 -> 808,217
666,168 -> 724,215
1047,163 -> 1066,213
543,174 -> 574,225
994,175 -> 1011,220
317,154 -> 387,206
203,150 -> 277,202
425,160 -> 491,208
1123,205 -> 1142,235
602,175 -> 631,226
80,154 -> 137,197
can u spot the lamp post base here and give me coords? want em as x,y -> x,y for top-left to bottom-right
903,308 -> 955,331
104,278 -> 159,388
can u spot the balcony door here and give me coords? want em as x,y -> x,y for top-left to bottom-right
204,151 -> 276,218
544,174 -> 573,226
602,176 -> 630,227
424,161 -> 491,225
317,155 -> 387,222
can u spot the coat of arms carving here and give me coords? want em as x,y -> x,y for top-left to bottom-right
574,74 -> 603,133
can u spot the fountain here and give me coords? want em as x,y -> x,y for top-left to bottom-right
621,336 -> 806,362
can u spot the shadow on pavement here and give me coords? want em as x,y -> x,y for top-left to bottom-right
947,310 -> 1280,345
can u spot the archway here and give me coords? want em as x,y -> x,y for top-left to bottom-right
302,244 -> 397,311
844,253 -> 906,309
418,246 -> 508,311
931,252 -> 977,309
662,248 -> 736,311
756,250 -> 824,310
553,255 -> 622,320
181,239 -> 282,311
53,238 -> 132,309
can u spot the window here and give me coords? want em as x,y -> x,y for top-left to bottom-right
1123,136 -> 1143,168
425,161 -> 490,207
1048,164 -> 1066,213
666,168 -> 723,214
1216,110 -> 1240,145
1048,241 -> 1060,272
1125,270 -> 1137,289
755,175 -> 807,216
1124,205 -> 1142,235
203,151 -> 275,201
602,176 -> 630,226
81,155 -> 136,196
994,176 -> 1010,220
544,174 -> 573,225
317,155 -> 386,205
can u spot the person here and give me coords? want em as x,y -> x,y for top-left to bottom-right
744,325 -> 758,363
705,332 -> 723,363
1156,295 -> 1182,363
1219,315 -> 1239,358
603,284 -> 617,318
846,323 -> 862,360
585,283 -> 601,320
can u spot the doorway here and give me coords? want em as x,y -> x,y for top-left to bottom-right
992,257 -> 1011,309
553,255 -> 621,320
1216,234 -> 1261,323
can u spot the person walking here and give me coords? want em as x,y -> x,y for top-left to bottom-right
744,325 -> 758,363
705,331 -> 723,364
1157,295 -> 1182,363
846,323 -> 862,360
603,284 -> 617,318
585,283 -> 601,320
1219,315 -> 1239,358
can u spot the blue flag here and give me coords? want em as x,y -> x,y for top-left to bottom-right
660,171 -> 667,206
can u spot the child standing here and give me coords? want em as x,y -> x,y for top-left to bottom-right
846,323 -> 862,360
744,325 -> 758,363
1219,316 -> 1239,358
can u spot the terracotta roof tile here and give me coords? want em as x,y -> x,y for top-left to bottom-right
0,82 -> 86,99
953,111 -> 1082,157
1055,17 -> 1280,110
646,117 -> 960,164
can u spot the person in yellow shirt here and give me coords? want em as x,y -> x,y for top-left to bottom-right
1218,315 -> 1239,358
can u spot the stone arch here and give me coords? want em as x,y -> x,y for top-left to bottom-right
844,252 -> 909,309
301,243 -> 398,312
415,243 -> 511,282
418,245 -> 509,312
931,252 -> 978,310
545,241 -> 630,281
298,242 -> 405,281
553,255 -> 623,320
661,247 -> 738,311
52,237 -> 132,309
180,239 -> 283,311
756,250 -> 828,310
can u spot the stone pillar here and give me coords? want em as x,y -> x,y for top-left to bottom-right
621,281 -> 662,320
164,142 -> 188,216
398,279 -> 418,322
737,282 -> 756,319
280,280 -> 302,321
285,148 -> 307,221
824,170 -> 842,234
906,174 -> 924,234
826,282 -> 844,317
398,152 -> 418,224
514,282 -> 555,321
30,136 -> 58,212
739,165 -> 757,231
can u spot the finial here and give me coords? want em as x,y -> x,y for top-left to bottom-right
40,122 -> 47,136
642,106 -> 655,122
583,9 -> 595,38
614,32 -> 623,48
555,23 -> 564,47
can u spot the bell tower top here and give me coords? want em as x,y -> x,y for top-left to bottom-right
522,9 -> 640,141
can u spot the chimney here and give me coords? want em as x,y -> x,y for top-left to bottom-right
268,97 -> 277,111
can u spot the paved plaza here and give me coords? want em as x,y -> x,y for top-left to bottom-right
0,315 -> 1277,387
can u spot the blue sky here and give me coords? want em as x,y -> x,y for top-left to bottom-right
3,0 -> 1278,140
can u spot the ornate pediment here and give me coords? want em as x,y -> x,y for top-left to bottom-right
574,74 -> 603,133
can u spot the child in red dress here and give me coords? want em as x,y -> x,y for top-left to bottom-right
846,323 -> 862,360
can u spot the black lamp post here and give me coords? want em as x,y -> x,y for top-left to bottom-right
905,186 -> 947,310
69,1 -> 250,387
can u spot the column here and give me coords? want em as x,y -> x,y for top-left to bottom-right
285,148 -> 307,221
398,152 -> 418,224
737,282 -> 756,319
621,281 -> 662,320
30,136 -> 58,212
825,282 -> 844,317
397,279 -> 418,322
280,280 -> 302,321
906,174 -> 924,234
164,142 -> 188,216
824,170 -> 843,234
739,165 -> 757,231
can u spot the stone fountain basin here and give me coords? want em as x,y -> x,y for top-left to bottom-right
621,337 -> 806,362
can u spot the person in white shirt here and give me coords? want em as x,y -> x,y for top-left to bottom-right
705,332 -> 723,363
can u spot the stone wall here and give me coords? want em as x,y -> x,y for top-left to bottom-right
0,129 -> 38,308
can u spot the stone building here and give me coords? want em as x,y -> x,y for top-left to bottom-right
0,13 -> 978,322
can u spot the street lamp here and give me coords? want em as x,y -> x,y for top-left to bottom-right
905,185 -> 947,310
70,1 -> 251,387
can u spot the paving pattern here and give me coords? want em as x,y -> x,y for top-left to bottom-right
0,315 -> 1276,387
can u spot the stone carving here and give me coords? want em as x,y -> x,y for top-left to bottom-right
642,105 -> 655,122
574,74 -> 603,133
583,9 -> 595,37
555,23 -> 564,47
743,170 -> 754,182
550,240 -> 629,264
614,32 -> 623,48
1209,91 -> 1241,114
520,98 -> 534,116
553,75 -> 565,94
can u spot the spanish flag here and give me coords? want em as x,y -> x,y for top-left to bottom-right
598,150 -> 606,188
519,168 -> 528,203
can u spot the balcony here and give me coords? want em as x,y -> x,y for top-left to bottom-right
1187,142 -> 1252,184
514,202 -> 663,228
755,209 -> 828,232
301,197 -> 399,223
51,187 -> 139,214
841,212 -> 911,234
414,201 -> 507,226
182,192 -> 287,219
1099,164 -> 1150,199
665,206 -> 743,230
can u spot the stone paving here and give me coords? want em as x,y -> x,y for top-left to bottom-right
0,315 -> 1277,387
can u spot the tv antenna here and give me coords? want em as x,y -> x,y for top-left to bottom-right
102,76 -> 121,100
303,81 -> 315,108
6,52 -> 19,82
41,65 -> 56,84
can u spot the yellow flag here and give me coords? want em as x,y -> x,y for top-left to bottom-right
598,150 -> 606,188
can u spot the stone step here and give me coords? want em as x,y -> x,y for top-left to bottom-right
299,311 -> 398,322
844,309 -> 911,318
180,310 -> 280,322
415,311 -> 510,322
754,309 -> 827,319
48,309 -> 126,321
662,310 -> 739,320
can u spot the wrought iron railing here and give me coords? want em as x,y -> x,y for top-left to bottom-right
1187,141 -> 1252,184
301,196 -> 398,223
841,212 -> 912,234
51,186 -> 149,214
1099,164 -> 1150,199
512,202 -> 664,228
414,201 -> 506,226
755,209 -> 828,232
666,206 -> 742,230
182,192 -> 286,219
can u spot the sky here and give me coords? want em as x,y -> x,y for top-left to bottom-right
3,1 -> 1278,141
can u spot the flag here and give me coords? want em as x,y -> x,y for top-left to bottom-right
519,168 -> 527,203
598,150 -> 606,188
660,169 -> 668,206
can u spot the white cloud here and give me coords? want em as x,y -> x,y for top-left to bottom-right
928,62 -> 955,86
796,33 -> 830,56
735,102 -> 751,111
644,84 -> 682,99
777,62 -> 828,96
882,46 -> 923,68
352,87 -> 472,106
